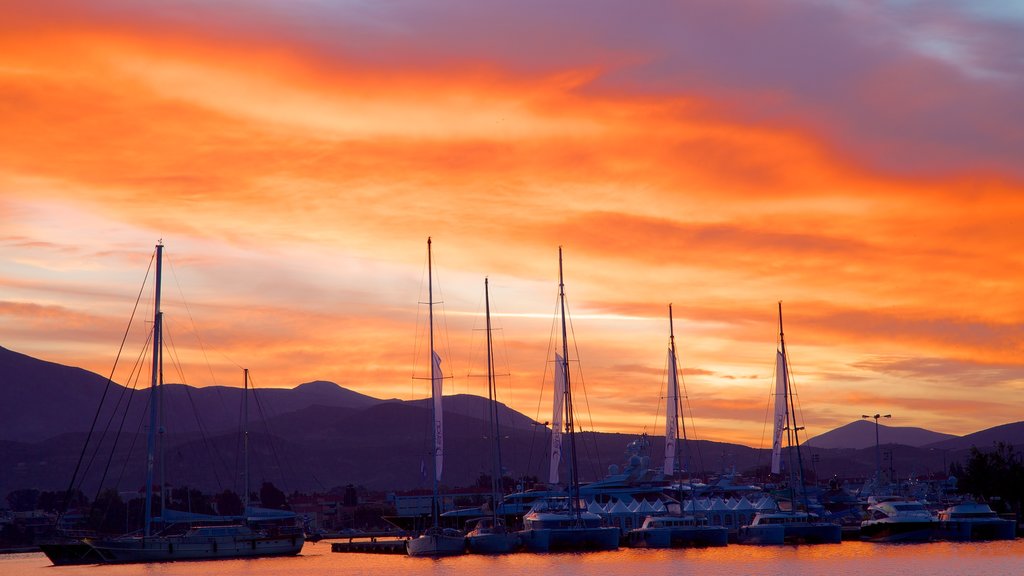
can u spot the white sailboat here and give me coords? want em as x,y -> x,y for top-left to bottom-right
737,303 -> 840,545
465,278 -> 521,554
629,305 -> 728,548
517,247 -> 620,552
406,238 -> 466,557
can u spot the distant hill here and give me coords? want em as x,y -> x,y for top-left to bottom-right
4,344 -> 1023,497
804,419 -> 956,449
0,345 -> 392,443
925,421 -> 1024,451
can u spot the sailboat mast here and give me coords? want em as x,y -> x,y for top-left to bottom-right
558,247 -> 580,522
243,368 -> 250,514
428,238 -> 440,529
666,304 -> 681,477
485,278 -> 501,524
143,243 -> 163,538
779,302 -> 810,511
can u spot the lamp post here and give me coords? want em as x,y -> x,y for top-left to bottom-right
861,413 -> 891,484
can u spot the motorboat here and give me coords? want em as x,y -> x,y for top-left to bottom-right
860,497 -> 936,542
935,501 -> 1015,541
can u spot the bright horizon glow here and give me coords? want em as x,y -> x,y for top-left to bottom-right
1,0 -> 1023,450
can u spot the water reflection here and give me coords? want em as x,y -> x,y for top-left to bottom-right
3,540 -> 1023,576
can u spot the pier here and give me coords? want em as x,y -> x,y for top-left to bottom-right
331,538 -> 410,554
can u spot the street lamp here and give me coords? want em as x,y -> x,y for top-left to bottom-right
861,413 -> 891,484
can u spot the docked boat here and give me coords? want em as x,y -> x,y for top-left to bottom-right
41,244 -> 303,565
736,517 -> 786,545
935,501 -> 1015,541
515,248 -> 619,552
738,510 -> 841,545
628,512 -> 728,548
406,238 -> 465,557
466,517 -> 520,554
84,521 -> 302,563
519,497 -> 620,552
629,305 -> 727,549
464,279 -> 520,555
860,497 -> 936,542
737,304 -> 840,546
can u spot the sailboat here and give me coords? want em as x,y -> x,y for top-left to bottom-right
628,305 -> 728,549
737,303 -> 840,545
465,278 -> 521,554
517,248 -> 620,552
406,238 -> 466,557
42,243 -> 304,564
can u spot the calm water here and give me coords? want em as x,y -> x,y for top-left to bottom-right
5,540 -> 1023,576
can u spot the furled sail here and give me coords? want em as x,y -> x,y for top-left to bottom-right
549,353 -> 566,485
432,351 -> 444,482
770,350 -> 787,474
664,347 -> 678,475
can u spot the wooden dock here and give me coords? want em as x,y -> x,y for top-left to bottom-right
331,538 -> 409,554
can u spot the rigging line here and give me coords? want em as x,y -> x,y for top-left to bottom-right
679,370 -> 705,477
526,292 -> 559,483
89,331 -> 151,505
62,251 -> 154,515
248,374 -> 292,497
165,250 -> 231,425
162,321 -> 228,490
564,294 -> 603,481
234,380 -> 245,500
497,312 -> 517,477
77,331 -> 150,499
109,389 -> 150,530
100,360 -> 151,530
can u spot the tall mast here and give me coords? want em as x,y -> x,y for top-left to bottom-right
665,304 -> 681,477
143,243 -> 163,538
428,237 -> 439,529
779,302 -> 809,511
558,247 -> 580,523
484,278 -> 501,524
243,368 -> 250,514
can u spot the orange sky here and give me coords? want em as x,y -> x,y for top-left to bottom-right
1,1 -> 1023,448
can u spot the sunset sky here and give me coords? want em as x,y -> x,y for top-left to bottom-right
1,0 -> 1022,448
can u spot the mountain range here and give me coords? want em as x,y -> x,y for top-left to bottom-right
2,345 -> 1022,499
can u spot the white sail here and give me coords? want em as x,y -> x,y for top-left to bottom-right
549,353 -> 566,485
664,347 -> 678,475
770,350 -> 787,474
432,351 -> 444,482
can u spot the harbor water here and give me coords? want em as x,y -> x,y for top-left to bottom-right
4,539 -> 1023,576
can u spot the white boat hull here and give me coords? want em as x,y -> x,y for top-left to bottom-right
406,533 -> 465,557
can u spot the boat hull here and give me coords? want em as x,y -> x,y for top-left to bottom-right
406,533 -> 465,557
39,540 -> 104,566
628,526 -> 729,548
736,524 -> 786,545
936,520 -> 1016,542
860,521 -> 935,543
783,523 -> 842,544
466,531 -> 520,554
518,527 -> 620,552
86,534 -> 303,563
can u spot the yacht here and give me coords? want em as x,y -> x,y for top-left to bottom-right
518,497 -> 620,552
627,509 -> 728,548
935,501 -> 1015,541
860,497 -> 936,542
737,510 -> 841,545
